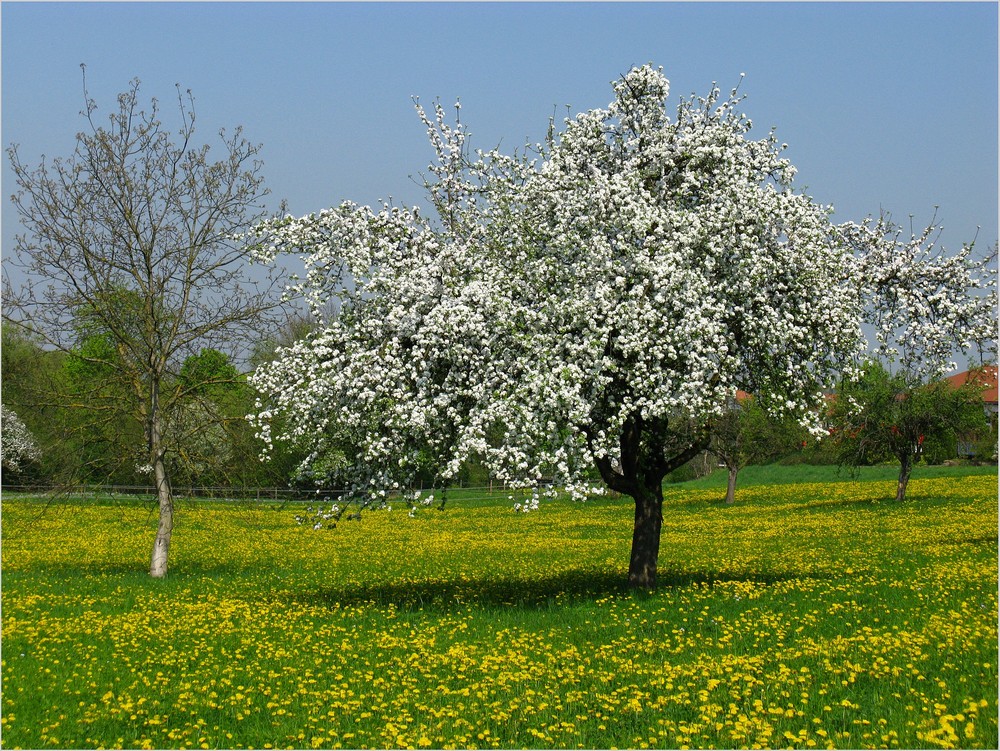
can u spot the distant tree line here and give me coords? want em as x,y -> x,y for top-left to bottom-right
5,315 -> 994,496
0,318 -> 309,490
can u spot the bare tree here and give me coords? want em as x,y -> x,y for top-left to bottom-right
4,69 -> 286,577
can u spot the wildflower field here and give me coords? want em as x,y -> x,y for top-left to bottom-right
1,469 -> 997,750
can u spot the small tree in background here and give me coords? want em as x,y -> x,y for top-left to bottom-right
829,361 -> 989,500
1,404 -> 41,478
708,394 -> 806,504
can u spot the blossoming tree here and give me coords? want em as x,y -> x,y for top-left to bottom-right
833,220 -> 996,499
250,66 -> 989,588
843,218 -> 996,382
1,404 -> 41,476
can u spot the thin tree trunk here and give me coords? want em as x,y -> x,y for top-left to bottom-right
725,464 -> 738,505
628,482 -> 663,589
148,398 -> 173,578
895,453 -> 912,502
149,454 -> 173,577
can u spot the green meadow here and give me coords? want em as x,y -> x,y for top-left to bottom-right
1,466 -> 996,749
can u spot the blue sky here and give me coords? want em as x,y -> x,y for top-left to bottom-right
3,1 -> 998,270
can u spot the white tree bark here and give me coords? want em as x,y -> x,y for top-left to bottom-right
149,412 -> 173,578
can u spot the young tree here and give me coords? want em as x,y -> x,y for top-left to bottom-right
708,393 -> 804,505
4,72 -> 286,577
251,66 -> 868,588
830,362 -> 990,500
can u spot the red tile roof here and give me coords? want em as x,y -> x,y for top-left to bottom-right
946,365 -> 998,404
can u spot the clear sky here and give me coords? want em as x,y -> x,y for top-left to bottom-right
3,1 -> 998,272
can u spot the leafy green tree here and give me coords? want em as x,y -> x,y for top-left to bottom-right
3,323 -> 276,490
178,349 -> 240,397
62,307 -> 150,484
1,325 -> 80,484
829,361 -> 988,501
168,347 -> 299,490
708,394 -> 805,504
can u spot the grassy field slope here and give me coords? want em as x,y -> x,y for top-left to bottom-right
1,467 -> 996,749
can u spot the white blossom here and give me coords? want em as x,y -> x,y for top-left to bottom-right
249,66 -> 992,521
1,405 -> 40,473
840,215 -> 997,383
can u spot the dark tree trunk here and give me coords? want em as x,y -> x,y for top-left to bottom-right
725,464 -> 738,505
628,482 -> 663,589
895,452 -> 912,502
591,411 -> 712,590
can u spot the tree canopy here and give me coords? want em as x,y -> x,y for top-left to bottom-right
251,66 -> 895,587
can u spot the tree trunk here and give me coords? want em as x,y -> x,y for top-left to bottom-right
895,453 -> 912,502
725,464 -> 738,505
148,399 -> 173,578
590,410 -> 711,590
149,454 -> 173,577
628,482 -> 663,589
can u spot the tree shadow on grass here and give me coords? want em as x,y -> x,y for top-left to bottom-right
800,490 -> 981,510
276,566 -> 836,613
8,561 -> 839,621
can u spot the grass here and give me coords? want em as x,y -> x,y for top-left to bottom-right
1,466 -> 997,749
669,461 -> 999,491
